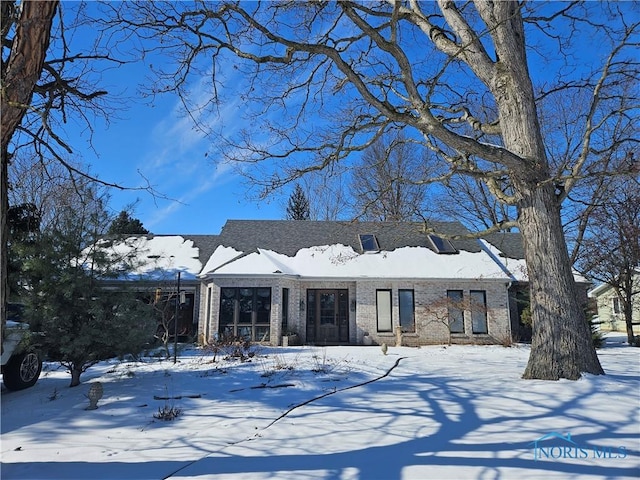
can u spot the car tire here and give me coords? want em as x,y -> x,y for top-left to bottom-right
2,350 -> 42,390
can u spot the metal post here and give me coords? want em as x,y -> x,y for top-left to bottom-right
173,271 -> 181,364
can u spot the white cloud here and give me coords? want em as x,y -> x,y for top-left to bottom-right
135,65 -> 250,230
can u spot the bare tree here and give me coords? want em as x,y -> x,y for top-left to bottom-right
537,82 -> 640,266
435,174 -> 516,232
110,2 -> 640,379
8,153 -> 104,231
7,156 -> 110,301
577,171 -> 640,345
351,130 -> 432,221
152,286 -> 181,360
301,171 -> 352,221
432,75 -> 638,239
424,293 -> 493,346
1,0 -> 117,329
424,295 -> 466,347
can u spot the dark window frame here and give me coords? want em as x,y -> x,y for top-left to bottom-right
376,289 -> 393,332
399,289 -> 416,333
219,287 -> 272,341
428,234 -> 458,254
612,297 -> 621,315
447,290 -> 465,333
470,290 -> 488,334
282,287 -> 289,332
359,234 -> 380,252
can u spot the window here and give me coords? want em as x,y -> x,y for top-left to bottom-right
376,290 -> 392,332
447,290 -> 465,333
470,290 -> 488,334
612,297 -> 621,315
399,289 -> 415,333
428,234 -> 458,254
205,286 -> 213,341
219,287 -> 272,341
359,234 -> 380,252
282,288 -> 289,332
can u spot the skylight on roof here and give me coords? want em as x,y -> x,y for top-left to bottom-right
359,234 -> 380,252
428,234 -> 458,254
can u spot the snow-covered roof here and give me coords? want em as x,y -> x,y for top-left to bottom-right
477,239 -> 588,284
103,235 -> 203,280
588,283 -> 612,298
200,245 -> 244,274
101,221 -> 595,285
201,243 -> 513,281
478,239 -> 528,281
588,271 -> 639,298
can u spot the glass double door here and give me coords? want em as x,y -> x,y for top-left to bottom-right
306,289 -> 349,344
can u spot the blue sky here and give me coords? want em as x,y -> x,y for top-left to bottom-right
55,2 -> 636,236
78,59 -> 288,235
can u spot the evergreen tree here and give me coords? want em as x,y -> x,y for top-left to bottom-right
286,184 -> 311,220
24,189 -> 155,387
7,203 -> 41,300
108,210 -> 149,235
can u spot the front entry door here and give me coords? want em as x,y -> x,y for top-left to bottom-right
318,291 -> 339,343
307,289 -> 349,345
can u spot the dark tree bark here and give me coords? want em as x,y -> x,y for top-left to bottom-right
519,184 -> 602,379
473,3 -> 602,378
1,0 -> 58,334
70,367 -> 82,388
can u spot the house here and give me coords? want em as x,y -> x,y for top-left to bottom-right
588,273 -> 640,332
106,220 -> 585,347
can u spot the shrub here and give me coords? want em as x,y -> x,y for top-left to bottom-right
153,405 -> 182,421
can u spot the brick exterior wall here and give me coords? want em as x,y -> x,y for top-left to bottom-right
354,279 -> 511,346
198,277 -> 512,346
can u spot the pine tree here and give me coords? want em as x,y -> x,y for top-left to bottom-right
24,191 -> 155,387
286,184 -> 311,220
7,203 -> 41,300
108,210 -> 149,235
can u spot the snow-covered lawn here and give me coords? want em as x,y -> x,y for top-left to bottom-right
2,335 -> 639,480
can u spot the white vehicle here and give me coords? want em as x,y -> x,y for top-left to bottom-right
1,304 -> 42,390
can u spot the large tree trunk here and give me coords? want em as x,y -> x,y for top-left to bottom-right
477,2 -> 604,380
70,367 -> 82,387
624,296 -> 636,345
625,319 -> 635,346
519,184 -> 604,379
1,0 -> 58,337
1,148 -> 7,349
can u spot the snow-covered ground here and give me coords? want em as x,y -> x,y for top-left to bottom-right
2,335 -> 638,480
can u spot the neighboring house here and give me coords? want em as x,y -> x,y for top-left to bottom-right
99,234 -> 218,340
106,220 -> 587,347
588,274 -> 640,331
